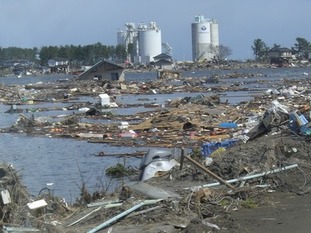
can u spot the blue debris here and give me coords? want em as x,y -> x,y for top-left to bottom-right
201,139 -> 239,157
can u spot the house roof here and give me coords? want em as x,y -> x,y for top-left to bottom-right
154,59 -> 173,66
48,57 -> 69,62
153,53 -> 172,60
269,47 -> 291,53
78,59 -> 124,77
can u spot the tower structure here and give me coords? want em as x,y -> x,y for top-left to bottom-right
191,15 -> 219,62
117,22 -> 162,64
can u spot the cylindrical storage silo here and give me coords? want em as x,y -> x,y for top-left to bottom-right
191,21 -> 211,61
117,30 -> 126,46
210,21 -> 219,47
192,15 -> 219,62
210,21 -> 219,59
138,23 -> 162,64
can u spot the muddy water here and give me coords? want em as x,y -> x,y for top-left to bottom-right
0,67 -> 311,202
0,132 -> 145,203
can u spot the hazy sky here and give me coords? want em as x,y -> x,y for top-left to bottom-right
1,0 -> 310,61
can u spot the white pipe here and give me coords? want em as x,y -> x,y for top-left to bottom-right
68,206 -> 102,227
86,199 -> 162,233
190,164 -> 298,190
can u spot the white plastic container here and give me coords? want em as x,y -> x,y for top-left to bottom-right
99,94 -> 110,107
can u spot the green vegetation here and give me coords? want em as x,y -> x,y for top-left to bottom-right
251,38 -> 269,61
0,47 -> 36,61
252,37 -> 311,61
39,43 -> 127,66
105,163 -> 135,177
241,198 -> 258,209
293,37 -> 311,60
0,42 -> 127,66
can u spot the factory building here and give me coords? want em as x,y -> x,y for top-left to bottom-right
117,22 -> 162,64
191,15 -> 219,62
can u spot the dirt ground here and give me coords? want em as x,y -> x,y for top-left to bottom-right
231,191 -> 311,233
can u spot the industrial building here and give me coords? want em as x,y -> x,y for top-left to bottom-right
117,22 -> 162,64
191,15 -> 219,62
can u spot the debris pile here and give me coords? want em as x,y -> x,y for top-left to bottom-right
1,67 -> 311,231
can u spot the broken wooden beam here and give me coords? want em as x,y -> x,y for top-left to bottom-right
181,148 -> 235,189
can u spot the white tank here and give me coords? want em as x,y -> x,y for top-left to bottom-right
117,30 -> 126,45
138,22 -> 162,64
192,16 -> 219,61
210,20 -> 219,46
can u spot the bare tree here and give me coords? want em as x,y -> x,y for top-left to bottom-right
218,45 -> 232,60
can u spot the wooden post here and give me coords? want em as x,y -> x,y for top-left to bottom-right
181,149 -> 235,189
179,147 -> 185,170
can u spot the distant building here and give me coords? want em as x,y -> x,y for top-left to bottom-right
153,53 -> 173,62
191,15 -> 219,62
48,58 -> 69,73
152,53 -> 174,69
117,22 -> 162,64
78,59 -> 125,81
0,60 -> 30,68
268,47 -> 292,66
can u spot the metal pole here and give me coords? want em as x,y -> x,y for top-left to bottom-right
190,164 -> 298,190
86,199 -> 162,233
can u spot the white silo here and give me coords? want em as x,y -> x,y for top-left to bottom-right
192,15 -> 219,62
137,22 -> 162,64
117,29 -> 126,45
210,20 -> 219,47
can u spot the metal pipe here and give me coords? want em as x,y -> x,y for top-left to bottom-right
189,164 -> 298,190
68,207 -> 102,227
86,199 -> 162,233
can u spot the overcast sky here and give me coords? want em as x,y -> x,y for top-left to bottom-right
1,0 -> 310,61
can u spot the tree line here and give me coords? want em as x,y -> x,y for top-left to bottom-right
252,37 -> 311,61
0,43 -> 127,66
2,37 -> 310,65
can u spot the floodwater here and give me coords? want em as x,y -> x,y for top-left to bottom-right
0,66 -> 311,203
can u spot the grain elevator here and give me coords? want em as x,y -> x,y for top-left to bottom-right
191,15 -> 219,62
117,22 -> 162,64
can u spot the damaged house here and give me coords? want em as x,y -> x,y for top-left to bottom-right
268,47 -> 292,66
78,59 -> 125,81
48,58 -> 70,73
152,53 -> 174,70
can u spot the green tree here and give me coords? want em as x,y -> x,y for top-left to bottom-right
127,43 -> 135,62
0,47 -> 36,61
271,44 -> 281,49
293,37 -> 311,59
39,46 -> 59,65
251,38 -> 269,61
115,44 -> 127,62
